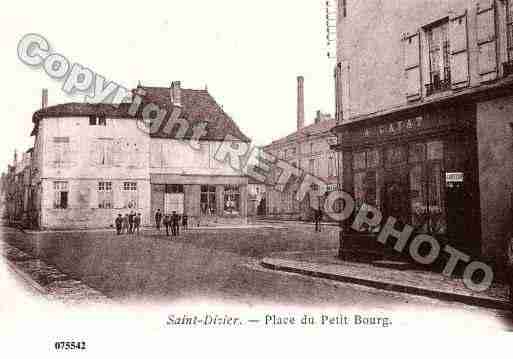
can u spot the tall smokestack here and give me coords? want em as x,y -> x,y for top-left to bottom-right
297,76 -> 305,131
42,88 -> 48,109
171,81 -> 181,107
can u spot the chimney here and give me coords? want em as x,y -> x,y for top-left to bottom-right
297,76 -> 305,131
13,150 -> 18,167
171,81 -> 181,106
42,88 -> 48,108
315,110 -> 322,124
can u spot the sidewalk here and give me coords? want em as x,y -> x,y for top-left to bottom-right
261,250 -> 511,311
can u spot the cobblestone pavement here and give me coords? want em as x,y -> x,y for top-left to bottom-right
1,237 -> 109,304
1,224 -> 511,330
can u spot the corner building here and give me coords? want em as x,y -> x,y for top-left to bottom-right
332,0 -> 513,267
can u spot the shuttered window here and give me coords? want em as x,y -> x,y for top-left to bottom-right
477,0 -> 498,81
403,32 -> 421,100
507,0 -> 513,61
449,12 -> 469,88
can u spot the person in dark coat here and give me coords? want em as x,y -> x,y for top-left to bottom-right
314,208 -> 322,232
171,211 -> 180,237
128,211 -> 135,234
134,213 -> 142,235
115,214 -> 123,235
164,214 -> 171,237
155,209 -> 162,231
182,214 -> 188,231
122,213 -> 129,234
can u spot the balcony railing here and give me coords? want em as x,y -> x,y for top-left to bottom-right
503,60 -> 513,77
425,77 -> 451,96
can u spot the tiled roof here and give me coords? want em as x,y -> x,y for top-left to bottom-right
265,118 -> 337,149
32,86 -> 251,143
138,86 -> 250,142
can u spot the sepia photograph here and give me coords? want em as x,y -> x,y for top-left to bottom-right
1,0 -> 512,356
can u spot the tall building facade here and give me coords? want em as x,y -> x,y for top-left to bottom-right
332,0 -> 513,266
264,76 -> 340,220
28,83 -> 251,230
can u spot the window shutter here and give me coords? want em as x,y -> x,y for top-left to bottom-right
450,12 -> 469,88
403,32 -> 421,100
477,0 -> 497,81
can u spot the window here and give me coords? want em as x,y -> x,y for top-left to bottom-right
224,185 -> 240,215
309,159 -> 315,174
426,20 -> 451,94
52,137 -> 71,165
122,182 -> 138,209
352,149 -> 381,210
201,185 -> 216,215
89,116 -> 107,126
507,1 -> 513,61
53,181 -> 69,209
98,181 -> 113,209
341,0 -> 347,18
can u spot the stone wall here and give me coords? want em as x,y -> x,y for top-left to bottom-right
476,96 -> 513,263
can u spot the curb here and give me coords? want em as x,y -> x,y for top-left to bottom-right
261,258 -> 512,311
4,259 -> 48,294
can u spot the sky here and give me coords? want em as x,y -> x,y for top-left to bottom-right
0,0 -> 335,171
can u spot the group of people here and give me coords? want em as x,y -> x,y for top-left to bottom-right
154,209 -> 188,237
114,212 -> 142,235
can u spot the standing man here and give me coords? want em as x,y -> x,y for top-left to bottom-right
171,211 -> 180,237
182,213 -> 188,231
115,214 -> 123,235
315,208 -> 323,232
164,214 -> 171,237
155,209 -> 162,231
128,211 -> 135,234
134,213 -> 142,235
122,213 -> 129,234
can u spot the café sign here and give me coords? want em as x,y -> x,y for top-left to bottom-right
362,116 -> 423,138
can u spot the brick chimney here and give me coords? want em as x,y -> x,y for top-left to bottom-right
42,88 -> 48,108
297,76 -> 305,131
171,81 -> 181,106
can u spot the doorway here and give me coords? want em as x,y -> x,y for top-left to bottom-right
445,173 -> 466,246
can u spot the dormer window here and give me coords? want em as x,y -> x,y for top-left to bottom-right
89,116 -> 107,126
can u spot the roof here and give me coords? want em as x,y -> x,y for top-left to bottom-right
31,86 -> 251,143
264,117 -> 337,149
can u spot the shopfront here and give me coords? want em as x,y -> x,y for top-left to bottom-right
150,175 -> 248,226
335,103 -> 481,258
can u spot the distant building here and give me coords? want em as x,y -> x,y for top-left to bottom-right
264,76 -> 340,221
24,83 -> 251,230
331,0 -> 513,266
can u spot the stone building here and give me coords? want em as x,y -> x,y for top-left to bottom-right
28,82 -> 251,230
331,0 -> 513,267
264,76 -> 340,220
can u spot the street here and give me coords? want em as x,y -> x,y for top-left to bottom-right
1,222 -> 511,330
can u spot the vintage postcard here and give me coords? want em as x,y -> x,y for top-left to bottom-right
1,0 -> 512,356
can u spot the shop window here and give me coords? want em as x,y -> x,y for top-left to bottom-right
224,185 -> 240,215
53,181 -> 69,209
122,182 -> 138,209
427,140 -> 443,160
385,146 -> 407,167
408,142 -> 446,235
201,185 -> 216,215
352,149 -> 381,213
98,181 -> 113,209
